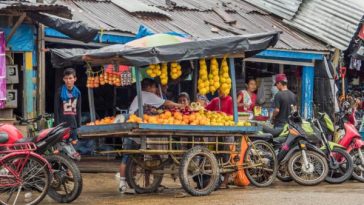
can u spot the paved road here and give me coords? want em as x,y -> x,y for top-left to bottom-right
41,173 -> 364,205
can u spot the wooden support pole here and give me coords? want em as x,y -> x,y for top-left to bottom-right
229,58 -> 238,123
6,13 -> 26,42
37,24 -> 46,115
135,67 -> 143,118
135,67 -> 146,149
192,60 -> 198,101
88,88 -> 96,122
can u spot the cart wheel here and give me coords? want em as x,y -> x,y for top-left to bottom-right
244,140 -> 278,187
126,155 -> 164,194
179,146 -> 220,196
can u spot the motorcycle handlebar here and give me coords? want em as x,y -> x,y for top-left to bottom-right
16,113 -> 53,125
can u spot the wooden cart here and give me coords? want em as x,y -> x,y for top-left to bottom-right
59,31 -> 282,196
78,123 -> 278,196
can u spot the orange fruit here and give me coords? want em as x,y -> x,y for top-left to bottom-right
165,111 -> 172,118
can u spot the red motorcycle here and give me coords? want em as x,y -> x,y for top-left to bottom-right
335,103 -> 364,182
0,114 -> 83,203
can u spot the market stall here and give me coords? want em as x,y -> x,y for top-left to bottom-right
51,31 -> 280,196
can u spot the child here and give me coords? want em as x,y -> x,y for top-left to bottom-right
178,92 -> 191,106
54,68 -> 81,144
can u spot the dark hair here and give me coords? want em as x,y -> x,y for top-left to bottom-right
246,78 -> 256,84
178,92 -> 190,101
63,68 -> 77,77
141,78 -> 158,90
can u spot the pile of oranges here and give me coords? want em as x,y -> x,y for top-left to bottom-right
128,110 -> 238,126
127,114 -> 143,123
88,112 -> 252,127
86,116 -> 116,126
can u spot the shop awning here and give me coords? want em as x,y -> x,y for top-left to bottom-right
51,31 -> 280,68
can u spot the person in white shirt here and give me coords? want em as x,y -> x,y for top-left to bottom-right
129,78 -> 183,114
118,78 -> 184,194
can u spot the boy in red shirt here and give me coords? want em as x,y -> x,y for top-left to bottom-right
205,89 -> 233,115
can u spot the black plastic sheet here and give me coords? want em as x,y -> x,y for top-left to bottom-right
50,31 -> 280,68
28,12 -> 98,43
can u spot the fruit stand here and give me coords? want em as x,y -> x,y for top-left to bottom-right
52,31 -> 280,196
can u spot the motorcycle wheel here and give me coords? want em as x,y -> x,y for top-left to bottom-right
277,163 -> 293,182
288,150 -> 328,186
350,148 -> 364,182
46,154 -> 83,203
325,148 -> 353,184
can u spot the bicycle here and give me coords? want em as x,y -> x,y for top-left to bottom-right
0,142 -> 52,205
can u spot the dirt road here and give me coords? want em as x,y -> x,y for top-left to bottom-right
41,173 -> 364,205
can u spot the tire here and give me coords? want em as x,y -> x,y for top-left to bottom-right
126,155 -> 164,194
244,140 -> 278,187
288,150 -> 328,186
325,148 -> 353,184
0,154 -> 51,205
46,154 -> 83,203
179,146 -> 219,196
350,148 -> 364,182
276,164 -> 293,182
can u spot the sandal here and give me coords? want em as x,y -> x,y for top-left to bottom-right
118,185 -> 127,194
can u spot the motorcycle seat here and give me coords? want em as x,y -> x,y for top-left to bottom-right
249,133 -> 273,141
273,137 -> 286,145
0,132 -> 9,143
262,125 -> 284,138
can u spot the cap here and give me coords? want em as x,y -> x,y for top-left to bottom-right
275,74 -> 287,85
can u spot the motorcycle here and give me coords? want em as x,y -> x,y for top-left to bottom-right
311,113 -> 353,184
0,114 -> 83,203
322,107 -> 364,182
262,110 -> 353,184
259,106 -> 329,186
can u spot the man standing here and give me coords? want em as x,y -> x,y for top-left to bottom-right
54,68 -> 82,144
272,74 -> 297,128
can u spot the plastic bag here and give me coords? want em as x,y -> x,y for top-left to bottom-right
232,138 -> 250,186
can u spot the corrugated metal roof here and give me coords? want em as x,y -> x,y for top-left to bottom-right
110,0 -> 171,17
244,0 -> 302,20
284,0 -> 364,50
58,0 -> 328,51
139,0 -> 222,11
0,0 -> 71,17
60,0 -> 141,34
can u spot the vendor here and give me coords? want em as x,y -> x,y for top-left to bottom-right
205,89 -> 233,115
237,78 -> 257,112
178,92 -> 191,106
129,78 -> 184,114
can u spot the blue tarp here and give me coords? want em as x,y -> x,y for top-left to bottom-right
45,28 -> 135,44
1,24 -> 35,52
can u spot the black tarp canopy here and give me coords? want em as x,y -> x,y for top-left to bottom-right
51,31 -> 280,68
